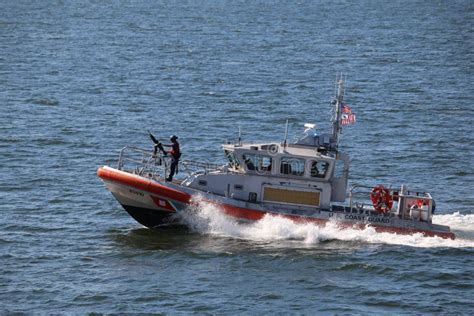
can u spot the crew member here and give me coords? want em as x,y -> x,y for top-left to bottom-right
163,135 -> 180,181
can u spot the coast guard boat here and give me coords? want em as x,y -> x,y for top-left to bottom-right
97,78 -> 455,239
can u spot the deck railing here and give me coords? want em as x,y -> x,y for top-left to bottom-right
348,184 -> 384,212
111,146 -> 224,180
349,184 -> 434,221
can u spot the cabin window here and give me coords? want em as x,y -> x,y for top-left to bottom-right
280,157 -> 305,176
308,160 -> 329,178
198,180 -> 207,186
224,150 -> 240,169
242,154 -> 272,173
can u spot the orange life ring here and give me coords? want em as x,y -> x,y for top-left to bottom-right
370,185 -> 393,214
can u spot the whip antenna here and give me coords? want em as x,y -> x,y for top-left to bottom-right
238,125 -> 241,146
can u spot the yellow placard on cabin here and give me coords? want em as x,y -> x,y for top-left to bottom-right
263,187 -> 320,206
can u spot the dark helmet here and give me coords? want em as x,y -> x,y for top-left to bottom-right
170,135 -> 178,141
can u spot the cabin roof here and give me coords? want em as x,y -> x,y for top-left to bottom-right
222,142 -> 336,160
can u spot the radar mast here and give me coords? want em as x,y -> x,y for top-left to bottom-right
331,74 -> 345,149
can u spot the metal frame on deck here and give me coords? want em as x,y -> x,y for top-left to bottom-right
113,146 -> 222,180
349,184 -> 434,223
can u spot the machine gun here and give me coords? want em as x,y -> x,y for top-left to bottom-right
148,130 -> 167,157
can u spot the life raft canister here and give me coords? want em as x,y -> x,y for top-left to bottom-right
370,184 -> 393,214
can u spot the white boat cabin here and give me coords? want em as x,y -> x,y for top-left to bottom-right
182,139 -> 350,211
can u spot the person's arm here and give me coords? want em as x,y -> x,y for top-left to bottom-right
152,144 -> 166,156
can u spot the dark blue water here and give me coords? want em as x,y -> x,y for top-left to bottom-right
1,0 -> 473,313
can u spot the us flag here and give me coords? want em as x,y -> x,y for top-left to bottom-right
341,103 -> 356,125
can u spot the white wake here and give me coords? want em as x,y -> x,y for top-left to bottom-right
180,197 -> 474,248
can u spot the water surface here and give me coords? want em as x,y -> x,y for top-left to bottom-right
1,0 -> 473,314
